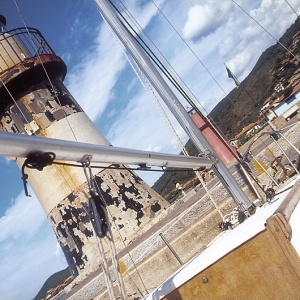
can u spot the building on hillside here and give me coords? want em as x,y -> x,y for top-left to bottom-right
229,120 -> 263,148
267,84 -> 300,124
231,84 -> 300,148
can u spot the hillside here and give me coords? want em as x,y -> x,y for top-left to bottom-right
152,139 -> 200,202
153,17 -> 300,200
34,267 -> 72,300
209,17 -> 300,139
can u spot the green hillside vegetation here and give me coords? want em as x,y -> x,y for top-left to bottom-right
209,17 -> 300,140
152,139 -> 200,202
153,17 -> 300,201
34,267 -> 72,300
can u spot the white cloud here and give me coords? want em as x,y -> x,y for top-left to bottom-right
214,0 -> 300,81
65,23 -> 127,121
65,0 -> 168,123
0,191 -> 67,300
0,193 -> 44,242
121,0 -> 166,30
106,86 -> 183,151
183,2 -> 233,41
105,82 -> 190,186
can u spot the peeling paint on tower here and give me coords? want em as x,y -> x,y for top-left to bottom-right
47,167 -> 168,277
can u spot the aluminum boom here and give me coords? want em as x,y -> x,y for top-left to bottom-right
93,0 -> 252,210
0,131 -> 217,169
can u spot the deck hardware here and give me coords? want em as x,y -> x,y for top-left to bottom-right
202,276 -> 208,283
21,151 -> 56,197
81,157 -> 108,238
159,233 -> 183,266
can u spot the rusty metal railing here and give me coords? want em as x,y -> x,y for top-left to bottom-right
0,27 -> 55,74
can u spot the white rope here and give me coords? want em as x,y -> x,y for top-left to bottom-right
103,210 -> 128,300
194,169 -> 224,218
125,53 -> 224,219
81,163 -> 119,300
95,232 -> 117,300
99,5 -> 225,281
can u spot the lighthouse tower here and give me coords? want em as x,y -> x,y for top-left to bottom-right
0,16 -> 169,277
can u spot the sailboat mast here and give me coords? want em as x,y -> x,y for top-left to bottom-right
93,0 -> 253,210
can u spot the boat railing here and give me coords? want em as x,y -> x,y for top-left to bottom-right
240,128 -> 300,188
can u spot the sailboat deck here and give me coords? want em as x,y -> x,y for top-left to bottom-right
145,175 -> 300,299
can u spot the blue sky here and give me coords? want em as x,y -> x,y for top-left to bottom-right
0,0 -> 300,299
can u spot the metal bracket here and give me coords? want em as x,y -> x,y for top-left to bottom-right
78,154 -> 93,165
80,155 -> 94,191
199,150 -> 219,165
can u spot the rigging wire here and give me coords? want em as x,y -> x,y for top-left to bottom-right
0,4 -> 34,132
142,3 -> 253,154
11,0 -> 84,196
92,177 -> 148,297
119,177 -> 225,278
101,6 -> 188,157
113,0 -> 233,141
13,0 -> 79,142
232,0 -> 300,64
110,0 -> 240,167
147,0 -> 297,168
0,77 -> 33,131
112,0 -> 205,111
53,161 -> 205,173
284,0 -> 299,19
82,160 -> 128,300
148,0 -> 236,110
